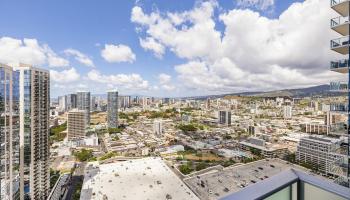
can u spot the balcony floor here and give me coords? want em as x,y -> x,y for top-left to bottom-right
331,1 -> 350,17
331,67 -> 349,73
331,45 -> 349,54
331,23 -> 349,36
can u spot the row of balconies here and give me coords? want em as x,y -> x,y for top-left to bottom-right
330,103 -> 348,112
330,81 -> 348,91
330,0 -> 350,60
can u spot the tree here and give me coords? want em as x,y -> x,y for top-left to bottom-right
73,149 -> 94,162
72,182 -> 83,200
112,135 -> 120,141
285,153 -> 296,163
195,162 -> 208,171
99,152 -> 117,161
179,164 -> 194,175
50,169 -> 60,189
249,147 -> 262,157
108,127 -> 124,134
50,122 -> 67,142
177,124 -> 197,132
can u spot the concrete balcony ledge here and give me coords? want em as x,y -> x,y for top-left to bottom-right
331,36 -> 350,54
331,0 -> 350,17
331,16 -> 350,35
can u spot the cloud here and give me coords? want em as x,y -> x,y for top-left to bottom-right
131,1 -> 221,61
132,0 -> 341,93
158,73 -> 175,91
0,37 -> 69,67
64,48 -> 95,67
50,68 -> 80,83
236,0 -> 275,11
87,69 -> 149,90
101,44 -> 136,63
139,37 -> 165,58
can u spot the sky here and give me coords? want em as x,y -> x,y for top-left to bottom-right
0,0 -> 345,97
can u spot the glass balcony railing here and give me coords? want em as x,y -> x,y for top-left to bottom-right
330,36 -> 349,49
331,0 -> 349,7
330,103 -> 348,112
330,59 -> 349,70
330,81 -> 348,91
331,16 -> 350,28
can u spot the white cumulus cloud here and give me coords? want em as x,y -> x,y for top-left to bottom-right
139,37 -> 165,58
0,37 -> 69,67
158,73 -> 175,91
236,0 -> 275,11
132,0 -> 341,93
101,44 -> 136,63
50,68 -> 80,83
64,48 -> 95,67
87,69 -> 149,90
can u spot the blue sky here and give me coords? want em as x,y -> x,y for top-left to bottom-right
0,0 -> 339,97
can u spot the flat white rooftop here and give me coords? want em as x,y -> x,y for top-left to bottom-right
80,157 -> 199,200
184,159 -> 309,200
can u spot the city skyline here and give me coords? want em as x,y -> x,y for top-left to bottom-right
0,0 -> 344,98
1,1 -> 350,200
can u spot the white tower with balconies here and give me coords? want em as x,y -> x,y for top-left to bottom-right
330,0 -> 350,187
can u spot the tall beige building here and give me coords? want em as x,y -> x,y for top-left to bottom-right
67,109 -> 86,141
14,64 -> 50,200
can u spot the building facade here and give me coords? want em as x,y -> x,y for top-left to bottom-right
107,91 -> 118,128
67,109 -> 86,141
330,0 -> 350,186
118,95 -> 131,110
76,91 -> 90,127
283,105 -> 292,119
218,110 -> 231,126
65,94 -> 77,111
58,96 -> 66,112
0,64 -> 20,200
14,64 -> 50,200
153,120 -> 163,135
90,96 -> 96,112
296,136 -> 345,176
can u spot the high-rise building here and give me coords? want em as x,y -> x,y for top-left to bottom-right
283,105 -> 292,119
0,64 -> 20,200
153,120 -> 163,135
330,0 -> 350,186
163,98 -> 170,104
14,64 -> 50,200
118,95 -> 131,110
90,96 -> 96,112
67,109 -> 86,141
107,91 -> 118,128
205,98 -> 211,109
66,94 -> 77,111
77,91 -> 90,127
58,95 -> 67,112
218,110 -> 231,126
